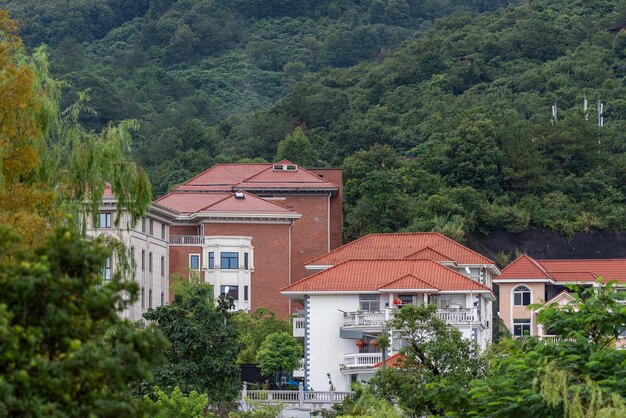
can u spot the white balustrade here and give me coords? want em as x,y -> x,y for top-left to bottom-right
342,352 -> 383,369
169,235 -> 205,245
343,308 -> 482,328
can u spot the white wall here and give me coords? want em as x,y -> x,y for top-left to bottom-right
307,295 -> 359,392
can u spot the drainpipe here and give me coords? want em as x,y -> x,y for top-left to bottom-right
327,192 -> 332,251
288,219 -> 294,314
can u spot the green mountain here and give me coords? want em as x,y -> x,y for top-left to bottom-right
4,0 -> 626,241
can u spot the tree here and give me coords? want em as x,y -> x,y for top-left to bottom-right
0,226 -> 169,417
142,282 -> 241,410
370,304 -> 485,416
256,332 -> 302,387
233,308 -> 291,364
274,127 -> 318,167
143,387 -> 208,418
464,282 -> 626,417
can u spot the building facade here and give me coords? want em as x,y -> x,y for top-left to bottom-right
281,232 -> 500,392
155,160 -> 342,318
86,185 -> 177,322
495,255 -> 626,338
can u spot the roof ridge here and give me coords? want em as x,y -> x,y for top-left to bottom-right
381,273 -> 438,290
525,255 -> 555,279
405,246 -> 452,260
432,232 -> 495,264
541,258 -> 626,262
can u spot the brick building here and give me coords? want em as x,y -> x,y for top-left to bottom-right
155,160 -> 342,318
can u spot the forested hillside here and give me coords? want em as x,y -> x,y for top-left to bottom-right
4,0 -> 626,241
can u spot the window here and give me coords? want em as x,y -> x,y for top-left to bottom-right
149,289 -> 153,309
161,292 -> 164,306
161,256 -> 165,277
513,285 -> 531,306
221,285 -> 239,301
96,212 -> 111,228
141,250 -> 145,271
141,287 -> 145,309
141,218 -> 146,233
149,252 -> 153,273
398,295 -> 415,306
208,252 -> 215,269
244,285 -> 249,301
513,318 -> 531,336
149,219 -> 154,235
244,252 -> 249,270
130,246 -> 135,262
220,252 -> 238,269
161,224 -> 166,239
190,254 -> 200,270
430,294 -> 466,309
102,257 -> 111,282
359,294 -> 380,311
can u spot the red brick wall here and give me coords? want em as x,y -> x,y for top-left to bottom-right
168,245 -> 202,303
309,168 -> 343,250
278,195 -> 330,283
210,223 -> 292,318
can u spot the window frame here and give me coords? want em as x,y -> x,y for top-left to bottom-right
220,252 -> 239,269
359,294 -> 380,311
96,212 -> 111,228
208,252 -> 215,269
189,254 -> 200,271
513,285 -> 532,306
220,285 -> 239,301
513,318 -> 531,337
102,257 -> 111,282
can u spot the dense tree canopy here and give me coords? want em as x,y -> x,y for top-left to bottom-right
4,0 -> 626,241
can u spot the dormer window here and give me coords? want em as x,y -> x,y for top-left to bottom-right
235,192 -> 245,199
272,164 -> 298,171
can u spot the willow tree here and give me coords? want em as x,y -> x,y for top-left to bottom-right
0,11 -> 152,251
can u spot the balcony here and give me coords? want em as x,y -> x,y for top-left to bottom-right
293,317 -> 305,338
341,352 -> 383,370
342,308 -> 485,329
169,235 -> 205,245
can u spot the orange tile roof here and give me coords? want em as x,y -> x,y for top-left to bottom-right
495,255 -> 553,280
496,256 -> 626,283
379,274 -> 437,291
405,247 -> 453,262
155,191 -> 299,216
306,232 -> 494,266
175,160 -> 337,192
282,259 -> 492,293
373,353 -> 407,369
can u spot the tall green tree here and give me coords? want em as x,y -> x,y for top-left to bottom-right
274,127 -> 319,167
143,282 -> 241,409
465,282 -> 626,417
371,304 -> 485,416
0,227 -> 168,417
256,332 -> 302,387
233,308 -> 290,364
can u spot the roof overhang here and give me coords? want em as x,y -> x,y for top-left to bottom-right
493,278 -> 555,284
305,264 -> 334,270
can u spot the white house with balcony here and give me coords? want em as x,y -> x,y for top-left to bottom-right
282,232 -> 499,392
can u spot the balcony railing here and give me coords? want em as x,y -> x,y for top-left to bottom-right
293,317 -> 305,338
342,352 -> 383,369
169,235 -> 205,245
343,308 -> 483,328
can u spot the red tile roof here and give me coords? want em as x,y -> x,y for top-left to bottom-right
496,256 -> 626,283
176,160 -> 338,192
379,274 -> 438,291
306,232 -> 494,266
282,259 -> 492,293
373,353 -> 406,369
155,191 -> 299,216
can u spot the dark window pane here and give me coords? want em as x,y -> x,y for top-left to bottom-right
221,285 -> 239,300
221,252 -> 238,269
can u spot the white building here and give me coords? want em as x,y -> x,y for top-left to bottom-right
281,232 -> 499,392
86,185 -> 177,322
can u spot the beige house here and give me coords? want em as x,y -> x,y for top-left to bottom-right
494,255 -> 626,338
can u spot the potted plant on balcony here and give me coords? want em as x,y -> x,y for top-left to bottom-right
355,339 -> 366,349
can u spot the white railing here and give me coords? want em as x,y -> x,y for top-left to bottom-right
241,383 -> 353,410
169,235 -> 205,245
293,317 -> 305,338
436,309 -> 480,323
343,310 -> 391,327
343,308 -> 482,328
342,352 -> 383,369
